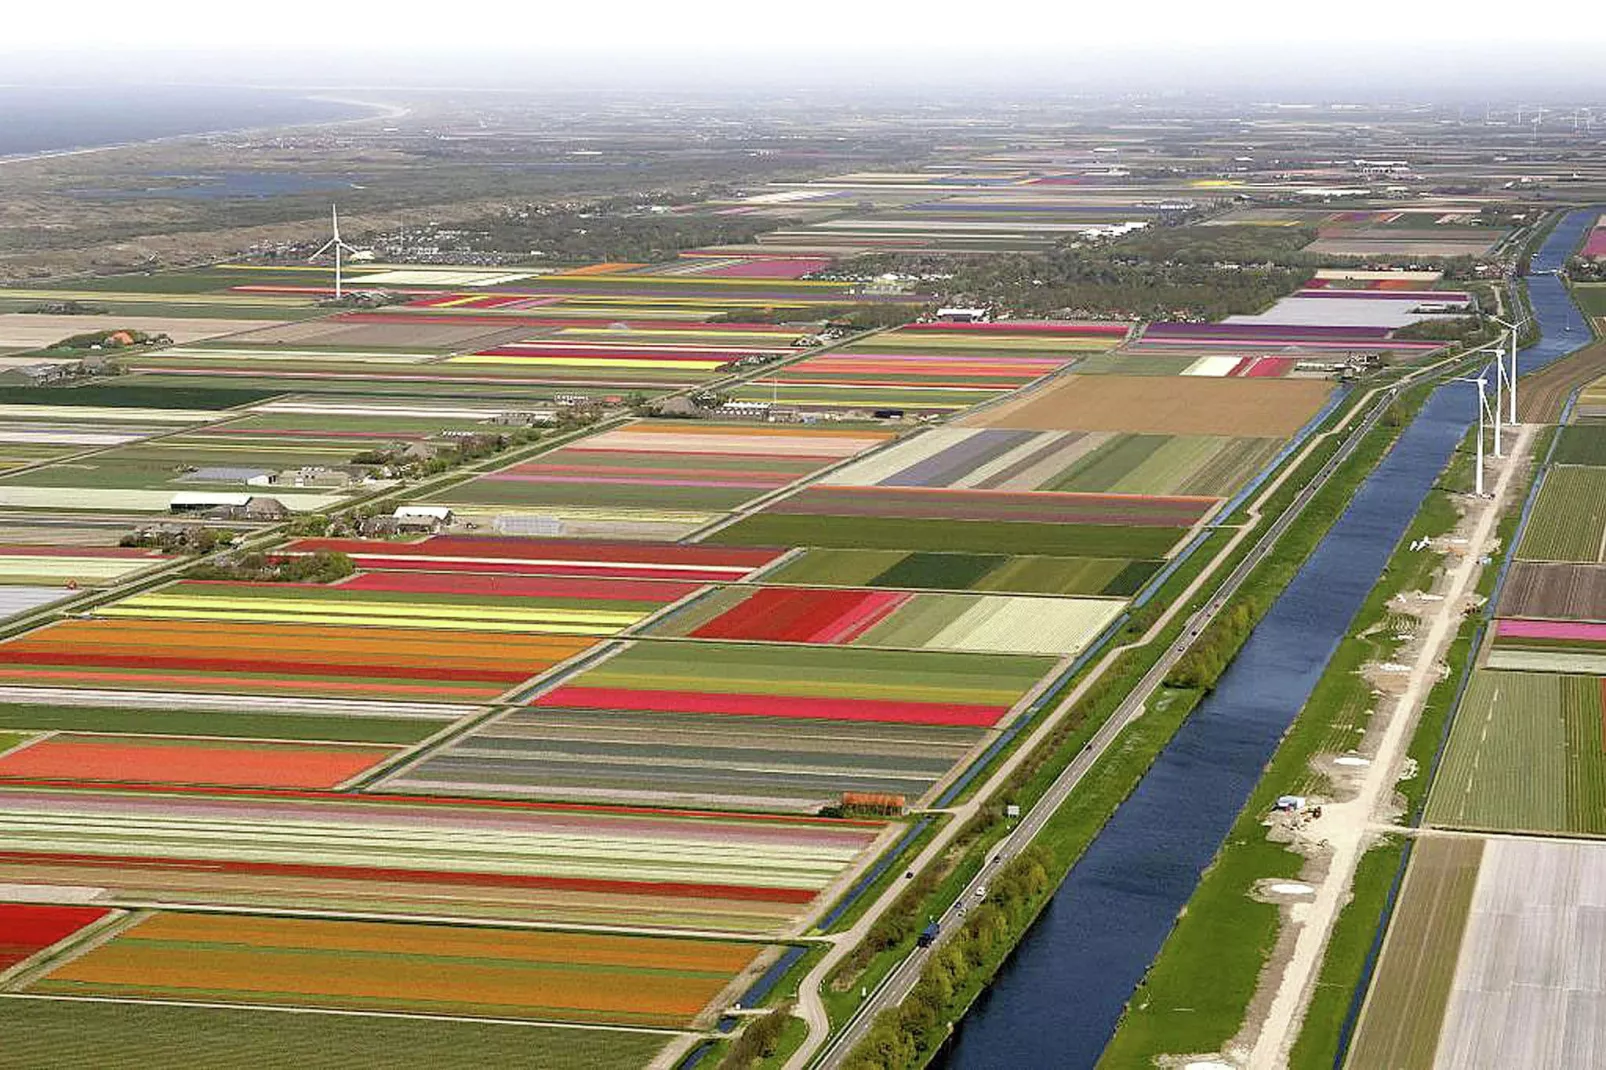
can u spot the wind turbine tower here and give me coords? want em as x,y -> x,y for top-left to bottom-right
309,206 -> 359,301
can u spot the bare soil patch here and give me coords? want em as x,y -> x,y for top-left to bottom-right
0,314 -> 270,349
1499,560 -> 1606,619
958,374 -> 1333,437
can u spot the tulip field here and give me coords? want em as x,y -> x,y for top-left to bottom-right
0,159 -> 1351,1061
0,787 -> 882,932
24,911 -> 767,1028
0,902 -> 113,972
428,420 -> 892,536
653,585 -> 1124,656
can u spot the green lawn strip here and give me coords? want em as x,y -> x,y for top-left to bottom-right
711,514 -> 1184,558
0,998 -> 671,1070
0,705 -> 442,745
0,730 -> 34,756
1287,837 -> 1406,1070
1098,408 -> 1463,1064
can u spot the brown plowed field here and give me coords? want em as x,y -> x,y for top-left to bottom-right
1498,561 -> 1606,619
0,314 -> 270,349
1519,340 -> 1606,424
958,374 -> 1332,437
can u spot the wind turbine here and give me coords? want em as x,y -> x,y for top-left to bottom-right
1489,315 -> 1527,424
1454,374 -> 1497,497
309,205 -> 359,301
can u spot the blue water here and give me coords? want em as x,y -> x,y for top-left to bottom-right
937,208 -> 1602,1070
0,87 -> 373,158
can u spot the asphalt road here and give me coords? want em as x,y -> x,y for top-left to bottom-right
810,384 -> 1401,1069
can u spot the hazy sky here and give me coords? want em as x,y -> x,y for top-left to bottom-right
4,1 -> 1603,94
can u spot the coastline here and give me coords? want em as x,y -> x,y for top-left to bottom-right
0,92 -> 410,168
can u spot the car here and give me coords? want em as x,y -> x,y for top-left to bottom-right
975,884 -> 988,900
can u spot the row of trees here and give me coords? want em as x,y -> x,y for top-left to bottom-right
188,549 -> 355,585
1163,601 -> 1262,691
844,846 -> 1053,1070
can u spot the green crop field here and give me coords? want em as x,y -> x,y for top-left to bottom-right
1425,669 -> 1606,834
712,513 -> 1184,558
1516,466 -> 1606,562
1345,837 -> 1483,1070
0,999 -> 670,1070
763,549 -> 1160,596
1572,284 -> 1606,317
0,705 -> 445,745
1040,433 -> 1283,499
1552,425 -> 1606,466
0,384 -> 280,410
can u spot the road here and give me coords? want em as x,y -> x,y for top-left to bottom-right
803,380 -> 1404,1068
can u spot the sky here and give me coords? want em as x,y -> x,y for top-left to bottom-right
3,0 -> 1604,95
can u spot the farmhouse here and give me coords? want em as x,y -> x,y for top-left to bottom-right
393,505 -> 454,532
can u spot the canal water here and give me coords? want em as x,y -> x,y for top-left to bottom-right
937,208 -> 1601,1069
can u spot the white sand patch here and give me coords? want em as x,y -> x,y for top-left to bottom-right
349,268 -> 535,287
0,883 -> 107,904
0,404 -> 216,423
1182,356 -> 1242,377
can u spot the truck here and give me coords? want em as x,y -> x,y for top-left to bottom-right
917,922 -> 940,949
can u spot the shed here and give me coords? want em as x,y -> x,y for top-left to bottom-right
393,505 -> 453,531
170,492 -> 251,513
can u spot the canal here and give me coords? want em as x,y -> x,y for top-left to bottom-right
937,207 -> 1601,1069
